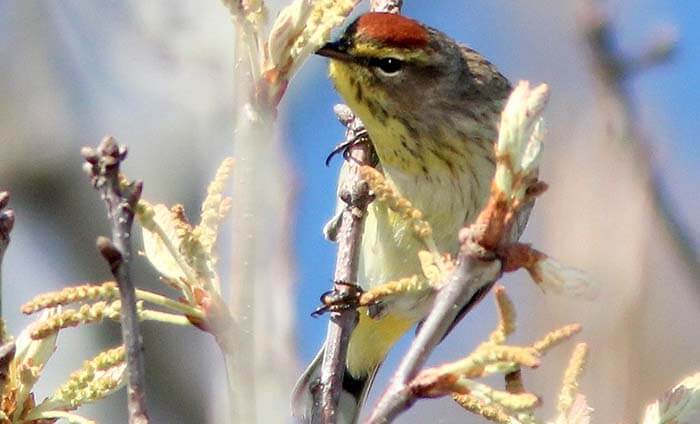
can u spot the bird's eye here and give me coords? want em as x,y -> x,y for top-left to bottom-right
375,58 -> 403,75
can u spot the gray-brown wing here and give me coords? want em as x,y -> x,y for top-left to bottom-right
460,44 -> 512,102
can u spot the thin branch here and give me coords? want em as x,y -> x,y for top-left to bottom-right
366,256 -> 502,423
316,107 -> 374,424
318,5 -> 399,423
582,2 -> 699,281
316,4 -> 404,421
82,137 -> 149,424
0,191 -> 14,318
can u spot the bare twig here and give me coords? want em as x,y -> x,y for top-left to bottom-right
82,137 -> 149,424
316,107 -> 373,424
316,4 -> 403,423
0,191 -> 14,318
582,2 -> 699,281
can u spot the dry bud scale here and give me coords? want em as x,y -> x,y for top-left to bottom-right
293,12 -> 521,423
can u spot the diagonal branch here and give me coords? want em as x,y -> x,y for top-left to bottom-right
82,137 -> 149,424
366,254 -> 502,423
367,80 -> 550,423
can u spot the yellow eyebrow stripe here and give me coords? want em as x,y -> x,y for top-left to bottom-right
352,42 -> 429,62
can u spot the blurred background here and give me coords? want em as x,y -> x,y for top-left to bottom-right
1,0 -> 698,423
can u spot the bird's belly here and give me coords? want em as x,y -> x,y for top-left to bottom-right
357,161 -> 492,297
348,163 -> 492,377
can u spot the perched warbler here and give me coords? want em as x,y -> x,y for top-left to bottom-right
294,12 -> 521,423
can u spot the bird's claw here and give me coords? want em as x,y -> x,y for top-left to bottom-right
311,281 -> 363,317
324,128 -> 369,166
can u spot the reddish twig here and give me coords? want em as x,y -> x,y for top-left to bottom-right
82,137 -> 149,424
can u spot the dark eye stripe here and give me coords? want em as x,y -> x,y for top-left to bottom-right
371,57 -> 403,74
353,57 -> 404,74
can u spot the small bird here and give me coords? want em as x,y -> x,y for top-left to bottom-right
293,12 -> 520,423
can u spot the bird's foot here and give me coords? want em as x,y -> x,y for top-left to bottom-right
324,128 -> 370,166
311,281 -> 364,317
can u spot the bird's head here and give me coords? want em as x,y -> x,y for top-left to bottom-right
316,13 -> 468,127
316,13 -> 509,176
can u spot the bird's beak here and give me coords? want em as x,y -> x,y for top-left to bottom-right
316,41 -> 354,63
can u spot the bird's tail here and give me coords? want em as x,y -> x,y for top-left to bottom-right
292,345 -> 379,424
